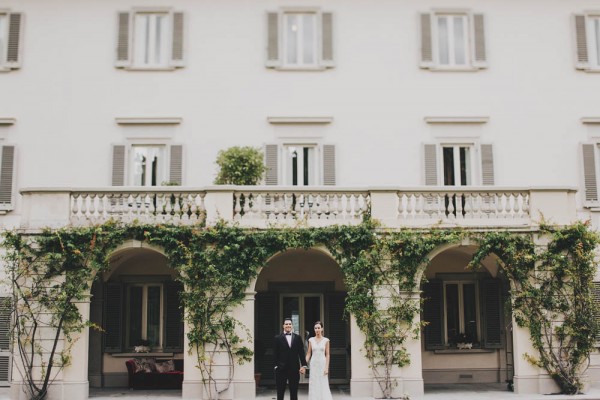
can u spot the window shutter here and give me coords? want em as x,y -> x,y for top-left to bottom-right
0,146 -> 15,209
482,278 -> 503,349
169,145 -> 183,185
472,14 -> 487,68
266,12 -> 280,67
6,13 -> 23,69
480,144 -> 495,185
322,144 -> 336,186
0,298 -> 10,384
582,143 -> 598,202
171,12 -> 185,67
255,292 -> 278,380
574,15 -> 589,70
325,292 -> 348,381
321,12 -> 334,67
265,144 -> 279,185
111,145 -> 126,186
116,12 -> 131,67
593,282 -> 600,341
423,144 -> 438,185
164,281 -> 184,353
420,13 -> 433,68
422,280 -> 444,350
103,282 -> 123,353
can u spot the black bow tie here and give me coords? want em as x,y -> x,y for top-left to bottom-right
285,333 -> 292,336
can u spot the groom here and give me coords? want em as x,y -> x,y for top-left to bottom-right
274,318 -> 307,400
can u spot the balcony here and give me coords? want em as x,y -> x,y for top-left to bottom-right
18,186 -> 577,230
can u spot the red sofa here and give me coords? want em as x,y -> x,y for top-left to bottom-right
125,358 -> 184,390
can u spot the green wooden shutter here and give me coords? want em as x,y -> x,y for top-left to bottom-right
171,12 -> 185,67
266,12 -> 279,67
422,280 -> 444,350
103,282 -> 123,353
325,292 -> 348,382
116,12 -> 131,67
112,145 -> 126,186
582,143 -> 598,202
575,15 -> 589,70
0,146 -> 15,209
164,281 -> 184,352
255,292 -> 278,381
323,144 -> 336,186
480,144 -> 495,185
420,13 -> 433,68
6,13 -> 23,68
472,14 -> 487,68
169,145 -> 183,185
482,278 -> 503,349
321,12 -> 334,67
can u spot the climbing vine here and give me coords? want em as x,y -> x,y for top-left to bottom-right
2,220 -> 598,399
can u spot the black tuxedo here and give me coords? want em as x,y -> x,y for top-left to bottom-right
274,332 -> 307,400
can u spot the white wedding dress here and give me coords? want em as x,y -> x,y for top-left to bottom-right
308,337 -> 333,400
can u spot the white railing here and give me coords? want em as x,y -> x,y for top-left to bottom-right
233,188 -> 370,222
397,188 -> 530,225
70,189 -> 206,225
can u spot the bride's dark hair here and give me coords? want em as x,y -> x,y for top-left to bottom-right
314,321 -> 324,328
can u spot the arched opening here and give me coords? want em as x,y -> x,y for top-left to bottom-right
253,248 -> 350,389
420,245 -> 514,393
88,243 -> 184,389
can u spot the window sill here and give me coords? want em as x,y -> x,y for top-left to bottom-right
273,65 -> 329,72
434,348 -> 495,354
122,66 -> 177,71
110,352 -> 174,358
421,66 -> 485,72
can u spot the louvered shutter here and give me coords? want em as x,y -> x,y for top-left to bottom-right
255,293 -> 278,381
103,282 -> 123,353
321,12 -> 334,67
265,144 -> 279,185
0,298 -> 10,384
472,14 -> 487,68
111,145 -> 126,186
0,146 -> 15,210
582,143 -> 598,202
422,280 -> 444,350
171,12 -> 185,67
6,13 -> 23,69
482,278 -> 503,349
266,12 -> 280,67
325,293 -> 348,382
423,144 -> 438,185
116,12 -> 131,67
574,15 -> 589,70
169,145 -> 183,185
480,144 -> 495,185
593,282 -> 600,341
322,144 -> 336,186
420,13 -> 433,68
163,281 -> 184,352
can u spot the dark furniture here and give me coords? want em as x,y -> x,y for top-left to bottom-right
125,358 -> 184,390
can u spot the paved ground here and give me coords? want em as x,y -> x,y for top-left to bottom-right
0,384 -> 599,399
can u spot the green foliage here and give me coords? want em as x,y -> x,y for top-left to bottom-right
214,146 -> 266,185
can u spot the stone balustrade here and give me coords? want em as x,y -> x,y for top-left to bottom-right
17,186 -> 577,230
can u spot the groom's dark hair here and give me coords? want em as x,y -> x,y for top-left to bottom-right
283,317 -> 293,324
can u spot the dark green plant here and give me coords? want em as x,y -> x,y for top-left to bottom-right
214,146 -> 266,185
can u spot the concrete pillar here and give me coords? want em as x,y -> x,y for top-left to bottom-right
231,291 -> 256,400
60,300 -> 91,400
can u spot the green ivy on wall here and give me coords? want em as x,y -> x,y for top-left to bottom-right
3,220 -> 598,398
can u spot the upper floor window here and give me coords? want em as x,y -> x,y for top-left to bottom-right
115,9 -> 185,70
420,11 -> 487,71
265,143 -> 336,186
131,145 -> 166,187
442,145 -> 473,186
0,11 -> 22,71
423,143 -> 494,186
111,143 -> 183,186
284,145 -> 317,185
574,13 -> 600,71
266,9 -> 334,70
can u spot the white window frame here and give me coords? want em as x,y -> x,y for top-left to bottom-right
131,8 -> 172,69
443,280 -> 481,346
433,13 -> 470,68
282,143 -> 320,186
586,13 -> 600,70
0,12 -> 8,67
277,7 -> 326,70
439,143 -> 476,186
282,11 -> 319,68
126,283 -> 164,349
129,144 -> 168,187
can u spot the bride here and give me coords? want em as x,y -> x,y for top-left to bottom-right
305,321 -> 333,400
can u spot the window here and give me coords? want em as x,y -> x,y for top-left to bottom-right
116,9 -> 184,69
126,284 -> 163,348
264,143 -> 336,186
420,11 -> 487,70
574,13 -> 600,71
0,11 -> 22,70
423,277 -> 503,350
423,143 -> 494,186
442,145 -> 473,186
266,9 -> 334,69
111,144 -> 183,186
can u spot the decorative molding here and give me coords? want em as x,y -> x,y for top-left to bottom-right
425,116 -> 489,124
116,118 -> 182,125
267,117 -> 333,124
0,118 -> 16,125
581,117 -> 600,124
